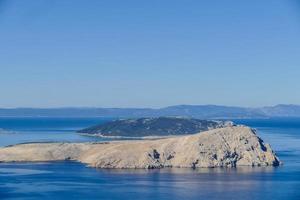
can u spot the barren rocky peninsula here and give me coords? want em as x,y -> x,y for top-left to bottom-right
0,126 -> 280,169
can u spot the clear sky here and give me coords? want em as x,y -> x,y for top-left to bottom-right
0,0 -> 300,108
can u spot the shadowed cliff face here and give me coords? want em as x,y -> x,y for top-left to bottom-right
77,117 -> 232,137
0,126 -> 280,169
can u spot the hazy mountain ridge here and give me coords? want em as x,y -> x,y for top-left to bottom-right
260,104 -> 300,117
0,104 -> 300,118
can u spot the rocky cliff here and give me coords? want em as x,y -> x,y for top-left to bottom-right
0,126 -> 280,168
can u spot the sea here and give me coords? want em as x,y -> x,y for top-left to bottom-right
0,117 -> 299,200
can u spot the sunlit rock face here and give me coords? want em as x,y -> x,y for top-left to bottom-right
0,126 -> 280,169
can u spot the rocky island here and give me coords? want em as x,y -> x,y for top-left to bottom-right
77,117 -> 233,137
0,126 -> 280,168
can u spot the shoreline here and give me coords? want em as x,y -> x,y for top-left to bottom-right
79,133 -> 184,140
0,127 -> 281,169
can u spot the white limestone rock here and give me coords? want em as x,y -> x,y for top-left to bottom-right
0,126 -> 280,169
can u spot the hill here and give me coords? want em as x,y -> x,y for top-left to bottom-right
0,126 -> 281,168
77,117 -> 232,137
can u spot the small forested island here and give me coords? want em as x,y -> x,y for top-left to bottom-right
77,117 -> 233,137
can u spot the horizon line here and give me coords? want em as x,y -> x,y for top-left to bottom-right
0,104 -> 298,110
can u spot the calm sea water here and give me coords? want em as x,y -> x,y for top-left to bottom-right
0,117 -> 300,200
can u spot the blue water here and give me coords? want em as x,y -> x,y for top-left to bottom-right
0,117 -> 115,146
0,117 -> 300,200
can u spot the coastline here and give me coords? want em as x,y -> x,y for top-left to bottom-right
0,126 -> 281,169
79,132 -> 183,140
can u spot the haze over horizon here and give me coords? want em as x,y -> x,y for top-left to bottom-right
1,0 -> 300,108
1,103 -> 299,110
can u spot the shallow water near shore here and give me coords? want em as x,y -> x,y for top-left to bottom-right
0,117 -> 300,199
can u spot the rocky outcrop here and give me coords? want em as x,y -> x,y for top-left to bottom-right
0,126 -> 280,168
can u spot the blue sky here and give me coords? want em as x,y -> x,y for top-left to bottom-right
0,0 -> 300,108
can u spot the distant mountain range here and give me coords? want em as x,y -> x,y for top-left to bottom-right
0,104 -> 300,118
